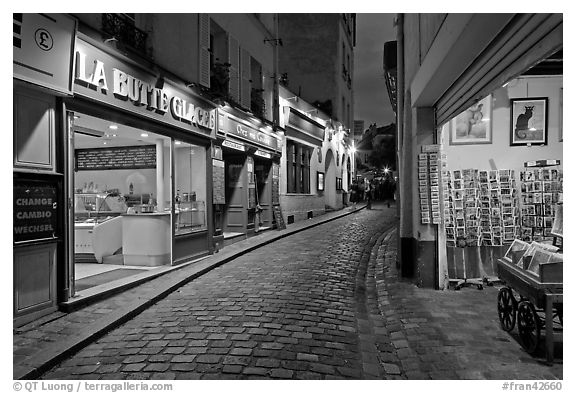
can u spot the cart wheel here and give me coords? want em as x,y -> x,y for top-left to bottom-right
477,284 -> 484,290
497,287 -> 517,332
517,301 -> 541,354
555,304 -> 563,325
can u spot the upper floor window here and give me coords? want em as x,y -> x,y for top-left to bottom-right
287,141 -> 311,194
102,13 -> 147,54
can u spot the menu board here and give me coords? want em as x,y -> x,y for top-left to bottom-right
248,187 -> 256,209
212,159 -> 225,205
14,178 -> 59,242
272,163 -> 280,205
273,205 -> 286,230
75,145 -> 156,171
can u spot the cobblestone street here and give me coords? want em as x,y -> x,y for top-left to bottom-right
37,204 -> 562,380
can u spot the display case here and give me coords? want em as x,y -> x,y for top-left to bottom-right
75,193 -> 126,220
176,200 -> 206,235
74,193 -> 127,261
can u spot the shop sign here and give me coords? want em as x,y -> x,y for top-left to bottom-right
255,150 -> 272,159
421,144 -> 441,153
14,179 -> 59,243
73,39 -> 215,136
223,115 -> 278,151
222,140 -> 246,152
13,13 -> 77,94
287,108 -> 325,142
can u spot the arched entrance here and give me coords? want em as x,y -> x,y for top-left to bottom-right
324,149 -> 337,209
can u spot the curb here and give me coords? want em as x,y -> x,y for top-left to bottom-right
15,204 -> 368,380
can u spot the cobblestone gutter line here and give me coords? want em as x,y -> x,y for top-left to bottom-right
354,223 -> 400,379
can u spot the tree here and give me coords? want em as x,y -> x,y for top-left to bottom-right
368,136 -> 396,171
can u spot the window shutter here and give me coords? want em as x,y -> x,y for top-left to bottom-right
198,14 -> 210,88
228,35 -> 240,103
240,48 -> 252,109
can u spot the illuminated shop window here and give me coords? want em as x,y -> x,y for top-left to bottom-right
174,141 -> 207,235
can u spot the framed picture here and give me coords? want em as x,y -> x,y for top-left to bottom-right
317,171 -> 325,191
449,95 -> 492,145
510,97 -> 548,146
559,88 -> 563,142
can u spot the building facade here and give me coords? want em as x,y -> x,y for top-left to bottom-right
13,13 -> 358,326
278,14 -> 356,131
13,13 -> 283,326
395,14 -> 562,289
278,86 -> 354,222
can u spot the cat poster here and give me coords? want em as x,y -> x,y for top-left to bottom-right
510,97 -> 548,146
449,95 -> 492,145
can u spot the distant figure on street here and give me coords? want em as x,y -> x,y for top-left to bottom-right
366,180 -> 372,210
350,180 -> 359,204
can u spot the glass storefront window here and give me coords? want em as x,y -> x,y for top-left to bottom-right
72,112 -> 172,268
174,141 -> 207,235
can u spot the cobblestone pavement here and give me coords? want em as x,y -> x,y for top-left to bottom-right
41,204 -> 397,380
374,231 -> 563,380
38,203 -> 563,380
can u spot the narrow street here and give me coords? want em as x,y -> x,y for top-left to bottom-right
38,204 -> 561,380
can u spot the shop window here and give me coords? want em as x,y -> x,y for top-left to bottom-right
174,141 -> 207,235
287,140 -> 311,194
72,113 -> 171,265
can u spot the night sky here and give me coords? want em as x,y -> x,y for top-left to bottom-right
354,13 -> 397,128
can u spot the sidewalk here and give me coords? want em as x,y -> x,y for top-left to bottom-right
13,203 -> 367,380
373,229 -> 563,380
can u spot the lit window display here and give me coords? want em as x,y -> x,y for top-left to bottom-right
174,141 -> 207,235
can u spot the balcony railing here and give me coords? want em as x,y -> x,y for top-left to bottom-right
102,13 -> 148,54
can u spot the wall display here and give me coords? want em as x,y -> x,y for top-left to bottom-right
444,168 -> 520,247
75,145 -> 156,171
449,95 -> 492,145
510,97 -> 548,146
519,168 -> 562,242
418,145 -> 442,225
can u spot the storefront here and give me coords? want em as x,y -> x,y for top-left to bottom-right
396,13 -> 563,289
65,36 -> 217,296
13,13 -> 77,326
439,73 -> 563,289
278,92 -> 339,223
214,106 -> 281,246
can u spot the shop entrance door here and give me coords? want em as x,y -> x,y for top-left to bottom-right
254,159 -> 273,230
224,154 -> 247,237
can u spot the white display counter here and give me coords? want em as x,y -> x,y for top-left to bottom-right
121,213 -> 171,266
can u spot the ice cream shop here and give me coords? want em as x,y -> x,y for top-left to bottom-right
14,14 -> 219,326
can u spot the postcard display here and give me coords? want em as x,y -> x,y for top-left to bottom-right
519,168 -> 563,243
444,169 -> 520,247
418,148 -> 444,225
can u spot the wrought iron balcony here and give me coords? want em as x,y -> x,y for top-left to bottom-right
102,14 -> 148,54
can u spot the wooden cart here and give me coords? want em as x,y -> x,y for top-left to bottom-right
496,258 -> 562,363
